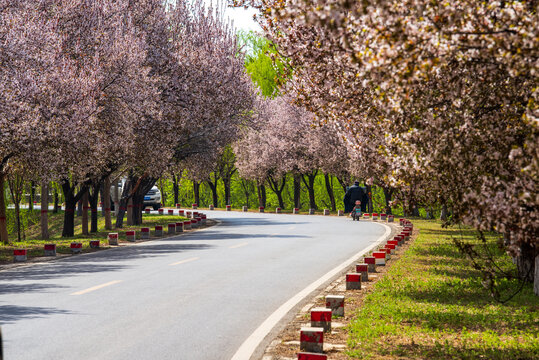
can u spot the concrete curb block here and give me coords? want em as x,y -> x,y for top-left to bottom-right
154,225 -> 163,237
300,327 -> 324,353
141,227 -> 150,239
310,308 -> 332,332
325,295 -> 344,316
70,242 -> 82,254
44,244 -> 56,256
89,240 -> 100,249
13,249 -> 27,262
108,233 -> 118,245
345,273 -> 361,290
126,230 -> 136,242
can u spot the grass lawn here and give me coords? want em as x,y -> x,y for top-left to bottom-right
0,209 -> 188,264
347,219 -> 538,359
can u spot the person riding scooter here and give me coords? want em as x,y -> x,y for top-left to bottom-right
351,200 -> 362,221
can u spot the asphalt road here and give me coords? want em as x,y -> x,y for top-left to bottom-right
0,210 -> 388,360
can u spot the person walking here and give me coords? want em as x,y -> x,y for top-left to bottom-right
343,181 -> 365,213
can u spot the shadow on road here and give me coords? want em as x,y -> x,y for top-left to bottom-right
0,305 -> 72,323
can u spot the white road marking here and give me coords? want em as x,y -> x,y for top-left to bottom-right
169,257 -> 200,266
229,242 -> 249,249
288,226 -> 296,230
70,280 -> 122,296
230,223 -> 392,360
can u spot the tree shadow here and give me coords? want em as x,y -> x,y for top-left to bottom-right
0,305 -> 72,323
0,243 -> 214,282
0,283 -> 70,295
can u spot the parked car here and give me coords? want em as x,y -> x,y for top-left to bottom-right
110,180 -> 162,211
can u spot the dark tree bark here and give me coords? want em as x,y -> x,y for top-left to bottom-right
0,172 -> 9,244
206,174 -> 219,207
81,190 -> 89,235
76,198 -> 82,216
516,242 -> 536,283
365,184 -> 373,213
302,170 -> 318,210
336,176 -> 348,194
40,181 -> 49,240
383,186 -> 394,215
324,174 -> 336,211
103,176 -> 112,230
193,181 -> 201,207
223,178 -> 232,206
268,175 -> 286,209
173,174 -> 179,206
29,180 -> 35,211
53,186 -> 59,213
293,173 -> 301,209
115,175 -> 156,228
88,181 -> 101,233
257,180 -> 266,208
61,180 -> 88,237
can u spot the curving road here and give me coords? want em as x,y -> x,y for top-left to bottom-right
0,210 -> 389,360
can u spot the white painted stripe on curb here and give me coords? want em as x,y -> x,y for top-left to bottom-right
169,257 -> 200,266
70,280 -> 122,296
230,223 -> 391,360
229,242 -> 249,249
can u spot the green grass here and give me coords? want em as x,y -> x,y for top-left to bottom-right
347,219 -> 539,360
1,210 -> 187,264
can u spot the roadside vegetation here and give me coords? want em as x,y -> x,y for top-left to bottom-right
0,209 -> 187,264
347,219 -> 538,359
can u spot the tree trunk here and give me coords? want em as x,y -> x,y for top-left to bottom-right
383,186 -> 394,215
53,186 -> 59,213
223,178 -> 232,206
77,198 -> 82,216
40,181 -> 49,239
336,176 -> 348,194
173,174 -> 179,206
293,174 -> 301,209
81,190 -> 89,235
103,176 -> 112,230
365,184 -> 373,213
0,172 -> 9,244
440,203 -> 448,221
29,180 -> 35,211
88,183 -> 100,233
206,180 -> 217,207
302,171 -> 318,210
61,180 -> 86,238
257,180 -> 266,208
194,181 -> 201,206
268,175 -> 286,209
534,254 -> 539,296
324,174 -> 336,211
14,202 -> 21,242
516,242 -> 536,283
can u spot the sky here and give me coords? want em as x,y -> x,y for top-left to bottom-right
225,5 -> 261,33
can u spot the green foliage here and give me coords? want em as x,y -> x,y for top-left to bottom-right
347,220 -> 538,359
238,30 -> 289,98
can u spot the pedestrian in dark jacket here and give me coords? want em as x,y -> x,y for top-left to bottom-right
343,181 -> 365,213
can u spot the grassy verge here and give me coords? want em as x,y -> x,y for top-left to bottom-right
1,210 -> 188,264
347,219 -> 538,359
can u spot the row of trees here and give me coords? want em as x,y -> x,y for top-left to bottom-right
0,0 -> 253,240
231,1 -> 538,288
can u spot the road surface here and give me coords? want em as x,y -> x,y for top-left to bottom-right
0,210 -> 389,360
